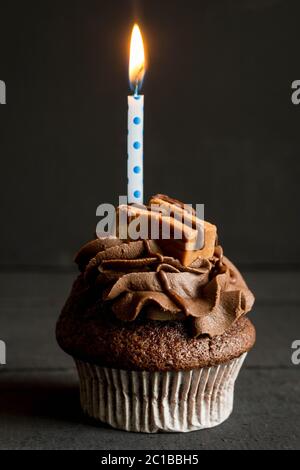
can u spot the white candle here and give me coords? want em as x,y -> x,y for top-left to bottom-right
128,24 -> 145,204
127,94 -> 144,204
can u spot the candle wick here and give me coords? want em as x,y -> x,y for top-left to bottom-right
134,83 -> 139,97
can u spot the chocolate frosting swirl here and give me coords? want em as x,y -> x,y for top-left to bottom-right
75,237 -> 254,338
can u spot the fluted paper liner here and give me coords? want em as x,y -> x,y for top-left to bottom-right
75,353 -> 247,433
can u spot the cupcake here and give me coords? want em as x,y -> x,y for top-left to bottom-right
56,194 -> 255,432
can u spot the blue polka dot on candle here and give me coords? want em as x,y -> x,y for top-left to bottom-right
134,95 -> 141,100
134,190 -> 141,199
133,165 -> 141,174
133,141 -> 141,150
133,116 -> 141,125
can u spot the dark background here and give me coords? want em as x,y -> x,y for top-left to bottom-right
0,0 -> 299,268
1,0 -> 300,450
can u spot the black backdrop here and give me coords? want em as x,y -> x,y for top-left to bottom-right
0,0 -> 299,268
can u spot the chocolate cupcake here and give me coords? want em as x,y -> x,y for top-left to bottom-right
56,195 -> 255,432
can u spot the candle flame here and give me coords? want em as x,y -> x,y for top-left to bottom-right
129,24 -> 145,94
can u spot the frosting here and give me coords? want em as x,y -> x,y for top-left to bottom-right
75,237 -> 255,338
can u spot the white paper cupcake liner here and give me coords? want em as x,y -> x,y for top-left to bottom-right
75,353 -> 247,433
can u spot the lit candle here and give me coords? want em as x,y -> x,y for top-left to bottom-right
128,24 -> 145,204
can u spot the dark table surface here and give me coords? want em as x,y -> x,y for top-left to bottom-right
0,268 -> 299,450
